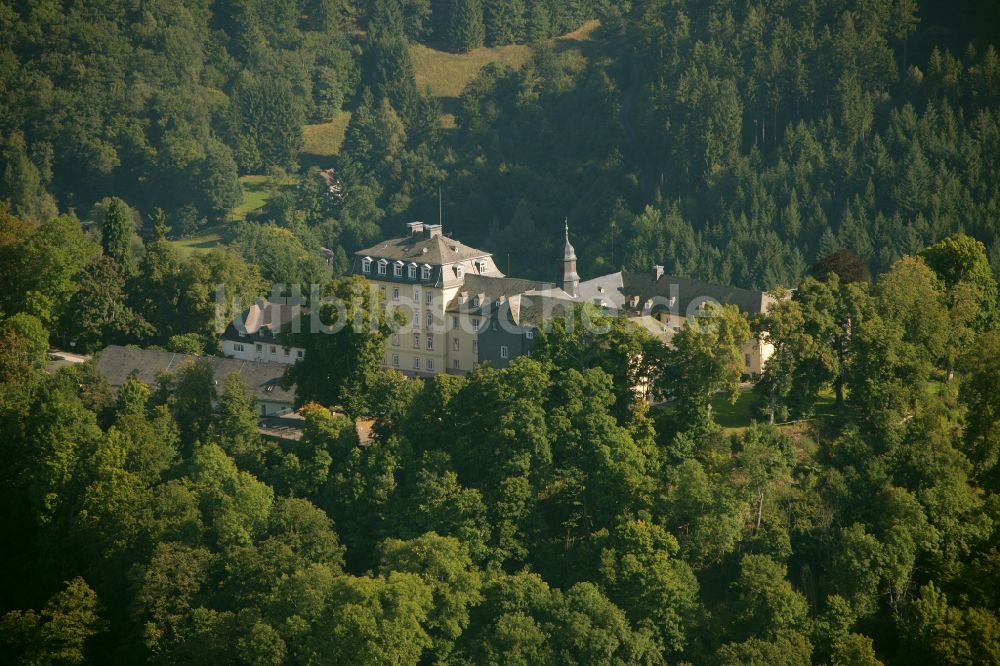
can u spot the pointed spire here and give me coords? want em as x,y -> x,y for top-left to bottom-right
559,217 -> 580,296
562,218 -> 577,261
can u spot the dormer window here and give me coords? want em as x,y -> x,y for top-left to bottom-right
477,260 -> 488,273
361,257 -> 372,273
393,261 -> 404,277
471,296 -> 480,308
455,265 -> 463,279
377,259 -> 388,275
421,265 -> 431,280
408,263 -> 417,279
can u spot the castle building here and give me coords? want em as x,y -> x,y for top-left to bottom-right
352,222 -> 777,378
351,222 -> 505,376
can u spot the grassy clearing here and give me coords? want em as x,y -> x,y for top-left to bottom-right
168,175 -> 274,257
555,18 -> 600,43
230,175 -> 270,221
410,21 -> 599,125
711,390 -> 758,434
169,224 -> 233,258
302,112 -> 352,158
410,42 -> 535,99
711,386 -> 841,436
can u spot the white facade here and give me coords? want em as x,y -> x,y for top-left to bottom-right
222,337 -> 305,365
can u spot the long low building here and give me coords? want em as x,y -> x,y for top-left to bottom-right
94,345 -> 295,416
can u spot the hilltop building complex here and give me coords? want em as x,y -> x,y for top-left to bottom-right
350,222 -> 777,378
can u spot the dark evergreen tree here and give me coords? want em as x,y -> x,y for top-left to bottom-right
485,0 -> 526,46
525,0 -> 550,42
101,198 -> 135,278
230,75 -> 304,172
447,0 -> 485,52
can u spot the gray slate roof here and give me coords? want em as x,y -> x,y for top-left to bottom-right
506,293 -> 582,328
627,315 -> 677,344
489,270 -> 771,330
446,275 -> 553,314
621,272 -> 772,315
574,272 -> 628,309
94,345 -> 295,405
355,234 -> 492,266
221,299 -> 302,345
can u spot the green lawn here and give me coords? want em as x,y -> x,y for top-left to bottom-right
710,386 -> 841,435
167,175 -> 273,257
230,175 -> 270,221
169,224 -> 233,258
711,390 -> 758,434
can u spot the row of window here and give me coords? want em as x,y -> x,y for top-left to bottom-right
388,355 -> 469,372
231,342 -> 303,359
390,354 -> 435,371
363,257 -> 432,281
386,347 -> 509,370
453,261 -> 489,279
382,286 -> 436,304
389,333 -> 482,355
362,257 -> 491,280
236,327 -> 279,339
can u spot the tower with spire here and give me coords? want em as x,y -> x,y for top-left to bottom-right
559,219 -> 580,297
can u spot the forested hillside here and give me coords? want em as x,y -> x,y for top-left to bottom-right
3,0 -> 1000,290
2,233 -> 1000,663
3,0 -> 1000,664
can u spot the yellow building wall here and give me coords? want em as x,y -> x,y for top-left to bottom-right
445,312 -> 482,374
655,311 -> 773,376
368,278 -> 468,376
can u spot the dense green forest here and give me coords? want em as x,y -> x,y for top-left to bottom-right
4,0 -> 1000,663
2,231 -> 1000,664
3,0 -> 1000,291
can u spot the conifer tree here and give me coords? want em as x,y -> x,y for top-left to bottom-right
101,198 -> 135,278
485,0 -> 525,46
447,0 -> 485,52
525,0 -> 550,42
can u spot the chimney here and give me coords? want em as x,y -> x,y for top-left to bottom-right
407,222 -> 424,236
652,265 -> 664,281
424,224 -> 442,238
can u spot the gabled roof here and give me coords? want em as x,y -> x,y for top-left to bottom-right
621,272 -> 773,315
627,315 -> 677,344
505,293 -> 580,327
574,272 -> 627,309
355,233 -> 492,266
94,345 -> 295,405
221,299 -> 302,345
446,275 -> 552,313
